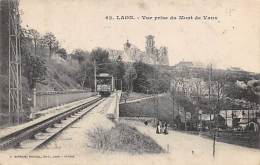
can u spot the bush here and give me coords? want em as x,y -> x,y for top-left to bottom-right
87,123 -> 164,154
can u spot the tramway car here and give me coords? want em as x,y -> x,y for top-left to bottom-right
96,73 -> 114,97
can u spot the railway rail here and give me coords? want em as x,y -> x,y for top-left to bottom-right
0,97 -> 104,151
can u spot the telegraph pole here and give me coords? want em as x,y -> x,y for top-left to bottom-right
208,64 -> 212,124
94,60 -> 97,92
154,51 -> 159,121
120,79 -> 122,91
208,64 -> 216,157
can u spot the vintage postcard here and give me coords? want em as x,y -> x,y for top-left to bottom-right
0,0 -> 260,164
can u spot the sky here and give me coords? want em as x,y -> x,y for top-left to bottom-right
19,0 -> 260,72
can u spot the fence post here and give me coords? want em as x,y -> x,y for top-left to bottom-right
56,93 -> 59,108
33,88 -> 36,110
29,88 -> 37,119
46,94 -> 49,108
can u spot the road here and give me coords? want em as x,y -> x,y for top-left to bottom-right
120,93 -> 166,104
123,120 -> 260,165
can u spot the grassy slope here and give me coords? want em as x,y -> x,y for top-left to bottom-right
120,95 -> 184,126
121,92 -> 151,102
87,123 -> 164,154
37,60 -> 81,91
0,59 -> 82,126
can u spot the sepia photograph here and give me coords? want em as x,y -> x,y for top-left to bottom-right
0,0 -> 260,164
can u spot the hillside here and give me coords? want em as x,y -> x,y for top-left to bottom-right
0,57 -> 83,126
36,60 -> 81,91
120,95 -> 183,127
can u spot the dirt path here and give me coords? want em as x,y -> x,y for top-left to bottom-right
122,120 -> 260,165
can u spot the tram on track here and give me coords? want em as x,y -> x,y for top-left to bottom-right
96,73 -> 114,97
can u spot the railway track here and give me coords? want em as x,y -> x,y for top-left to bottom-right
0,97 -> 104,151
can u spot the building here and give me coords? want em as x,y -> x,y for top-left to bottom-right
145,35 -> 156,63
173,61 -> 206,72
173,61 -> 193,71
159,46 -> 169,66
108,35 -> 169,66
219,109 -> 260,128
123,40 -> 145,62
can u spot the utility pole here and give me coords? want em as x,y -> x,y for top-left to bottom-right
94,60 -> 97,92
208,64 -> 212,125
155,52 -> 159,120
152,50 -> 159,124
248,103 -> 251,124
208,64 -> 216,157
171,79 -> 178,128
172,83 -> 175,127
120,79 -> 122,91
195,80 -> 201,130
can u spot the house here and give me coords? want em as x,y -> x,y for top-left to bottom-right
219,109 -> 260,128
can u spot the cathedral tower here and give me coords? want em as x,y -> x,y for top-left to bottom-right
145,35 -> 155,55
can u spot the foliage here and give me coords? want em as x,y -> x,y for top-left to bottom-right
132,62 -> 154,93
124,65 -> 137,92
22,28 -> 40,56
114,55 -> 125,90
76,60 -> 95,89
21,50 -> 47,90
90,48 -> 114,75
56,48 -> 67,60
225,82 -> 260,104
90,48 -> 110,64
42,32 -> 59,59
175,95 -> 194,113
158,71 -> 171,93
74,48 -> 126,90
21,30 -> 47,90
71,49 -> 89,64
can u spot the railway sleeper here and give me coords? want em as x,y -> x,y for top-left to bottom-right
0,97 -> 102,150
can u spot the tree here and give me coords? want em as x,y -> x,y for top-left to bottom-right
38,37 -> 46,49
90,48 -> 113,74
56,48 -> 67,60
21,35 -> 47,91
170,78 -> 178,126
76,60 -> 95,89
174,68 -> 189,129
192,78 -> 203,128
22,53 -> 47,90
133,61 -> 154,93
213,74 -> 226,126
42,32 -> 59,60
71,49 -> 88,64
22,28 -> 40,56
114,55 -> 125,90
90,48 -> 110,64
124,65 -> 137,92
158,71 -> 171,93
